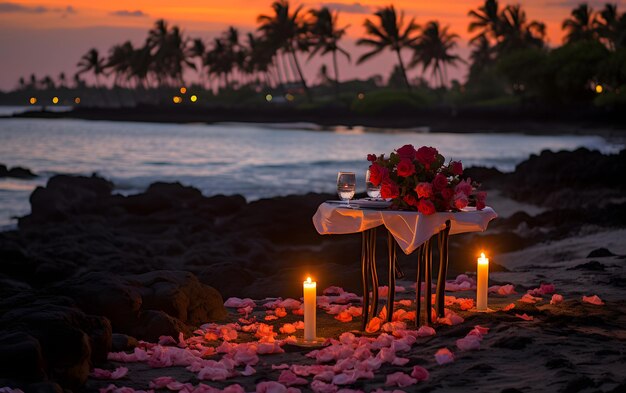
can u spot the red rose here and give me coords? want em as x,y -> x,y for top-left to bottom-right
450,161 -> 463,176
414,182 -> 433,199
415,146 -> 438,166
396,144 -> 416,160
403,193 -> 418,207
396,158 -> 416,177
417,198 -> 436,215
368,163 -> 388,187
432,173 -> 448,191
441,187 -> 454,201
380,179 -> 400,199
476,191 -> 487,210
367,154 -> 377,162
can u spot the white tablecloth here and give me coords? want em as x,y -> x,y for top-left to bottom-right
312,203 -> 498,254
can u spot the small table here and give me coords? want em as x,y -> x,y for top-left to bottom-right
313,203 -> 497,328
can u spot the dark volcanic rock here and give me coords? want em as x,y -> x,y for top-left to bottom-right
20,174 -> 114,226
0,295 -> 112,389
587,248 -> 616,258
567,260 -> 606,271
0,163 -> 37,179
502,148 -> 626,208
51,270 -> 226,340
0,331 -> 46,382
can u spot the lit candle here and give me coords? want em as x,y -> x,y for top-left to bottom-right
303,277 -> 317,341
477,252 -> 489,311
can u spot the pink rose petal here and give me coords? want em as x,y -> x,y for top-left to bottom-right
385,372 -> 417,387
582,295 -> 604,306
224,297 -> 256,308
416,325 -> 436,337
550,294 -> 564,305
502,303 -> 516,311
256,381 -> 288,393
411,365 -> 429,381
434,348 -> 455,365
278,370 -> 308,386
456,335 -> 480,351
515,313 -> 534,321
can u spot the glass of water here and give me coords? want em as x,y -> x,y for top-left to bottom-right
365,169 -> 381,199
337,172 -> 356,206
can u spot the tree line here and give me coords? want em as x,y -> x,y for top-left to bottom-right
14,0 -> 626,106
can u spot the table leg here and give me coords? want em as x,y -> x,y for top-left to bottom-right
361,230 -> 370,331
369,229 -> 379,321
415,243 -> 423,327
435,220 -> 451,317
425,238 -> 433,326
387,231 -> 396,323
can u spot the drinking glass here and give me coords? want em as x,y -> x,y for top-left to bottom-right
365,169 -> 381,199
337,172 -> 356,206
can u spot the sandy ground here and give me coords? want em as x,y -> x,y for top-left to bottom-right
84,227 -> 626,393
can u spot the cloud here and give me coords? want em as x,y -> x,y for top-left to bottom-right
321,2 -> 373,14
110,10 -> 148,17
0,2 -> 76,14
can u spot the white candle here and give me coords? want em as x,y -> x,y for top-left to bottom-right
477,252 -> 489,311
303,277 -> 317,341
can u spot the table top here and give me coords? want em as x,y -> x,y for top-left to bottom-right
312,202 -> 498,254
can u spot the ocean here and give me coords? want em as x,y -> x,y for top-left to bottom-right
0,116 -> 622,228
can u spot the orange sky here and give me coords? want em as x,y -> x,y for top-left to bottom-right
0,0 -> 624,91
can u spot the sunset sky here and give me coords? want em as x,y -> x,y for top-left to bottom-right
0,0 -> 623,91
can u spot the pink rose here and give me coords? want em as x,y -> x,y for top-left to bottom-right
368,163 -> 388,187
417,199 -> 436,215
396,158 -> 416,177
396,144 -> 416,160
403,193 -> 418,207
455,178 -> 472,196
450,161 -> 463,176
453,192 -> 468,210
432,173 -> 448,191
367,154 -> 377,162
380,179 -> 400,199
415,146 -> 438,166
414,182 -> 433,198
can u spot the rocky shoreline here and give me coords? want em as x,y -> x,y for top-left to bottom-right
0,148 -> 625,391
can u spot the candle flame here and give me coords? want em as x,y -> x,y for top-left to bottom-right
306,277 -> 312,284
480,252 -> 485,258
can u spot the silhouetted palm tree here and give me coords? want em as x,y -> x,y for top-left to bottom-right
411,21 -> 463,88
29,74 -> 37,89
188,38 -> 207,87
77,48 -> 106,88
41,75 -> 55,90
58,72 -> 66,88
468,35 -> 494,76
308,7 -> 350,97
146,19 -> 195,86
107,42 -> 134,87
563,3 -> 597,43
18,77 -> 25,90
594,3 -> 626,49
468,0 -> 501,43
496,4 -> 545,53
258,0 -> 311,100
357,5 -> 419,91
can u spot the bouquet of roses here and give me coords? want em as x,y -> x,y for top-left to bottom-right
367,144 -> 486,215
